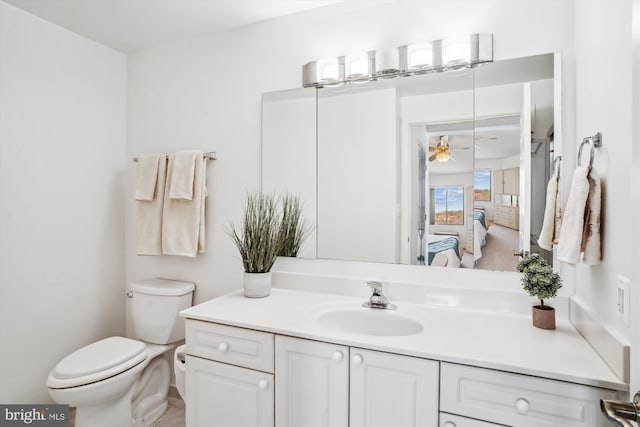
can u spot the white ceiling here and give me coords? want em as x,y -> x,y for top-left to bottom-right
4,0 -> 344,52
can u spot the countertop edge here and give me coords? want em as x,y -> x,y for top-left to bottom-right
181,312 -> 628,392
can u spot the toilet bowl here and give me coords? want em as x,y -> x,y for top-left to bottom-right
47,279 -> 195,427
174,344 -> 187,399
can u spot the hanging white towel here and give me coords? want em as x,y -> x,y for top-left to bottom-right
538,161 -> 561,250
136,155 -> 167,255
162,153 -> 207,257
582,169 -> 601,264
168,150 -> 199,200
135,154 -> 162,201
557,166 -> 590,264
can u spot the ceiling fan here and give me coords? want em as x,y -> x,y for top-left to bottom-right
428,135 -> 470,162
474,135 -> 498,149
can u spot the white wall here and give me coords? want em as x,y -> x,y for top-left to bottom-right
0,1 -> 127,402
572,0 -> 633,340
127,0 -> 576,304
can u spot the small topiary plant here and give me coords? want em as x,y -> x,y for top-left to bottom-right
516,254 -> 562,307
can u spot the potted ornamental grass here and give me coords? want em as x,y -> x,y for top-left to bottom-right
228,192 -> 311,298
228,193 -> 283,298
277,194 -> 312,258
516,254 -> 562,329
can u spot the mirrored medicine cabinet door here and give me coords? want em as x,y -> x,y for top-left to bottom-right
262,52 -> 559,273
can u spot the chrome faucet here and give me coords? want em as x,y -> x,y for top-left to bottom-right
363,281 -> 396,310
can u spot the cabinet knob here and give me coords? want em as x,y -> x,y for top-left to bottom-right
443,422 -> 456,427
515,398 -> 530,414
218,342 -> 229,353
352,354 -> 363,365
332,351 -> 344,361
258,379 -> 269,390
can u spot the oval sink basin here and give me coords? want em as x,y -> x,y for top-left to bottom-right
317,308 -> 424,336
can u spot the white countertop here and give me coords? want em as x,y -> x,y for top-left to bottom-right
180,288 -> 627,392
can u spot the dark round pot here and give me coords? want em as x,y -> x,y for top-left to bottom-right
532,305 -> 556,330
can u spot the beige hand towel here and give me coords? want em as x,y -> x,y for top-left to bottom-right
557,166 -> 589,264
136,155 -> 167,255
582,169 -> 601,264
538,162 -> 561,250
168,150 -> 199,200
135,154 -> 162,201
162,153 -> 207,257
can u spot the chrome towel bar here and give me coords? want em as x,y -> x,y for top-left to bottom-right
577,131 -> 602,169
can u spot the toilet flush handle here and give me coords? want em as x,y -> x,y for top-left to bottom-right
126,291 -> 133,298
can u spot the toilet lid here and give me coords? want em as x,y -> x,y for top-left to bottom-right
47,336 -> 149,389
53,337 -> 146,380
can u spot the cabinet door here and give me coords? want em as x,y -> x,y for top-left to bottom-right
275,335 -> 349,427
493,170 -> 504,194
185,355 -> 273,427
502,167 -> 519,195
440,413 -> 506,427
350,348 -> 439,427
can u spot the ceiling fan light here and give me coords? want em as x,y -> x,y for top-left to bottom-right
436,151 -> 450,163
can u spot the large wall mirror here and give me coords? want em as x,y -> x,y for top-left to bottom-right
262,53 -> 560,273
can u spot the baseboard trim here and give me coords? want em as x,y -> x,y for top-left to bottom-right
569,297 -> 630,383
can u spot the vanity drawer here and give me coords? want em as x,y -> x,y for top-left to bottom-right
440,363 -> 616,427
185,319 -> 274,373
440,413 -> 506,427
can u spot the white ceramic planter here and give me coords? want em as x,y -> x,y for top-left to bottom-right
243,272 -> 272,298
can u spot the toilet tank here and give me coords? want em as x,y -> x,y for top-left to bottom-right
128,278 -> 195,345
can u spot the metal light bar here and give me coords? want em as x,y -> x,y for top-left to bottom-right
302,33 -> 493,88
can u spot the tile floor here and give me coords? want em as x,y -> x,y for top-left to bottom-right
154,397 -> 185,427
67,397 -> 185,427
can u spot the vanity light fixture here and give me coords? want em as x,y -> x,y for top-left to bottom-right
374,47 -> 401,77
404,42 -> 435,71
302,33 -> 492,87
303,57 -> 344,87
345,51 -> 375,81
442,36 -> 471,67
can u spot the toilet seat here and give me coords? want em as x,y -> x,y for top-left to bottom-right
47,337 -> 149,389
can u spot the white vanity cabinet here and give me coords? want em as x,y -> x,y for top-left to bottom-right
349,348 -> 439,427
440,363 -> 617,427
184,320 -> 275,427
274,335 -> 349,427
182,295 -> 622,427
274,336 -> 439,427
439,413 -> 505,427
185,356 -> 274,427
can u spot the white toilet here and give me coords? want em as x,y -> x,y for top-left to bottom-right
47,278 -> 195,427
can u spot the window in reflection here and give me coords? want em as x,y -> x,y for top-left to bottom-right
474,169 -> 492,201
431,186 -> 464,225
